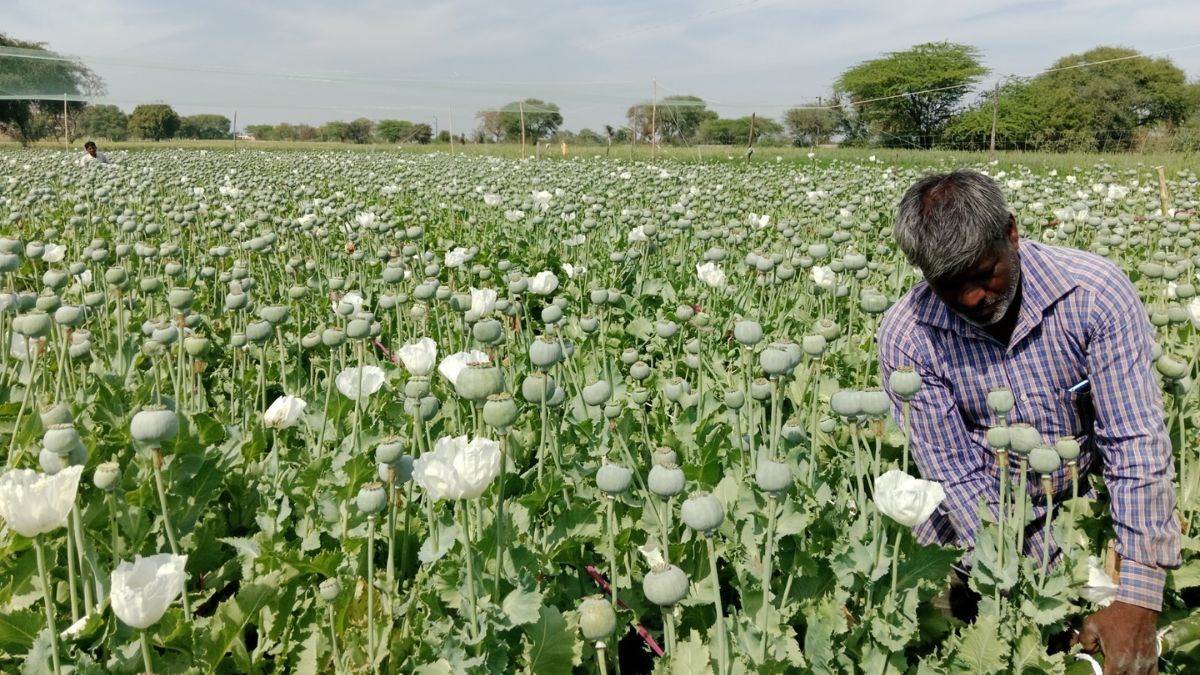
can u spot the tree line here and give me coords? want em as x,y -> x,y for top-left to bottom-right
3,31 -> 1200,153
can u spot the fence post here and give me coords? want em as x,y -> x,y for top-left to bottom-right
745,113 -> 756,164
519,102 -> 527,158
988,81 -> 998,157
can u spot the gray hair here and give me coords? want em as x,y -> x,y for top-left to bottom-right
894,170 -> 1011,281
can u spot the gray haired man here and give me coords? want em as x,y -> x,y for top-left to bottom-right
877,170 -> 1178,674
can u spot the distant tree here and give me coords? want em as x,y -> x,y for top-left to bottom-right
475,110 -> 503,142
245,124 -> 275,140
0,33 -> 103,143
784,101 -> 843,146
576,128 -> 605,145
345,117 -> 374,144
179,114 -> 231,139
272,122 -> 300,141
75,104 -> 128,141
698,116 -> 783,145
836,42 -> 986,148
945,46 -> 1195,151
627,95 -> 716,144
411,123 -> 433,144
128,104 -> 181,140
376,119 -> 415,143
436,130 -> 451,143
498,99 -> 563,141
296,124 -> 318,141
317,121 -> 349,142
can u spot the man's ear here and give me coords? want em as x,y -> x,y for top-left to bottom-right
1007,213 -> 1019,247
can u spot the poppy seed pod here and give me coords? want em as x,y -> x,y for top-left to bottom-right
43,424 -> 81,455
582,380 -> 612,407
93,461 -> 121,491
859,389 -> 891,418
889,367 -> 921,400
987,388 -> 1015,416
404,376 -> 431,399
1007,423 -> 1042,455
40,403 -> 73,427
356,482 -> 388,515
578,595 -> 616,642
760,347 -> 792,377
39,448 -> 67,474
131,405 -> 179,446
733,319 -> 763,346
629,361 -> 653,381
184,336 -> 209,356
680,491 -> 724,534
723,389 -> 745,410
318,577 -> 342,602
1055,436 -> 1081,461
259,305 -> 289,325
483,392 -> 519,429
456,363 -> 503,401
1156,354 -> 1187,380
813,318 -> 841,341
13,311 -> 52,338
230,333 -> 247,348
643,562 -> 689,606
321,328 -> 346,347
801,334 -> 827,357
596,462 -> 633,495
830,389 -> 862,418
986,426 -> 1011,450
662,377 -> 690,403
53,305 -> 85,327
246,320 -> 273,343
756,459 -> 792,494
749,378 -> 772,401
1028,446 -> 1062,475
375,438 -> 407,465
472,318 -> 503,345
529,336 -> 563,369
647,463 -> 685,498
521,372 -> 555,403
346,318 -> 372,340
167,288 -> 194,311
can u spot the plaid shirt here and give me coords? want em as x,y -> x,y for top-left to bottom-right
878,240 -> 1181,611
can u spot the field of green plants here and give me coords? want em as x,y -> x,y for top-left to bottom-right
0,148 -> 1198,674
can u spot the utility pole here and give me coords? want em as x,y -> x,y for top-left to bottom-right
745,113 -> 756,164
650,78 -> 658,158
519,102 -> 527,158
233,111 -> 238,149
63,94 -> 69,149
988,81 -> 999,156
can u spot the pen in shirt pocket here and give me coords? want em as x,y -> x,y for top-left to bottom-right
1067,379 -> 1090,395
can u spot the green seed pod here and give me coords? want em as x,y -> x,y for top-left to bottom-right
321,328 -> 346,347
582,380 -> 612,406
472,318 -> 503,345
139,277 -> 162,293
859,389 -> 891,418
246,320 -> 273,343
375,438 -> 407,465
578,595 -> 617,642
987,388 -> 1015,416
43,423 -> 81,455
889,367 -> 921,400
93,461 -> 121,491
629,361 -> 653,382
151,323 -> 178,345
680,491 -> 724,533
529,336 -> 563,369
652,447 -> 677,467
14,311 -> 52,338
1028,446 -> 1062,475
801,334 -> 826,357
1007,423 -> 1042,456
749,378 -> 772,401
629,387 -> 650,405
643,562 -> 689,606
760,347 -> 792,377
104,267 -> 128,287
356,482 -> 388,514
579,316 -> 599,333
662,377 -> 690,403
733,319 -> 763,346
603,401 -> 622,419
40,403 -> 73,427
596,463 -> 633,495
404,376 -> 431,399
167,288 -> 194,311
456,363 -> 503,401
521,372 -> 555,403
1156,354 -> 1187,380
259,305 -> 290,325
813,318 -> 841,341
39,448 -> 66,474
830,389 -> 861,418
53,305 -> 85,327
230,333 -> 247,348
986,426 -> 1011,450
619,348 -> 639,366
346,318 -> 372,339
780,420 -> 805,444
483,392 -> 519,429
1055,436 -> 1081,461
184,336 -> 209,356
647,463 -> 685,498
318,578 -> 342,602
755,459 -> 792,494
723,389 -> 745,410
130,405 -> 179,446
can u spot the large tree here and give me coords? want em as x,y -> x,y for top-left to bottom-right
128,104 -> 181,140
74,104 -> 128,141
626,95 -> 716,144
945,46 -> 1195,151
0,33 -> 103,143
475,110 -> 502,142
497,99 -> 562,141
345,117 -> 374,144
179,114 -> 231,139
836,41 -> 986,148
697,115 -> 783,145
376,119 -> 414,143
783,100 -> 843,147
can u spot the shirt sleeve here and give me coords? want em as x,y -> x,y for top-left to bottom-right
879,323 -> 997,548
1086,276 -> 1181,611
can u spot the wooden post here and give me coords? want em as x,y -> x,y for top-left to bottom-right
448,106 -> 454,154
745,113 -> 756,164
519,102 -> 527,158
63,94 -> 69,149
233,111 -> 238,149
560,141 -> 567,158
650,78 -> 658,158
988,81 -> 999,156
1156,165 -> 1171,216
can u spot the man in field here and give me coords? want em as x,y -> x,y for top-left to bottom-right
79,140 -> 109,166
878,170 -> 1179,674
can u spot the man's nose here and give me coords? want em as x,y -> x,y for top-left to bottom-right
958,286 -> 987,308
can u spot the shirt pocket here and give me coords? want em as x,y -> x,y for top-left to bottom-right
1025,385 -> 1089,440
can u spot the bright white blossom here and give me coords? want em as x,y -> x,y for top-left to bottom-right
562,263 -> 585,279
1188,298 -> 1200,329
873,469 -> 945,528
263,395 -> 307,429
531,190 -> 552,210
413,435 -> 502,500
444,247 -> 470,268
1079,556 -> 1117,607
465,287 -> 497,322
627,226 -> 648,243
110,554 -> 188,629
397,337 -> 437,376
528,270 -> 559,295
335,366 -> 387,400
0,466 -> 84,538
483,193 -> 502,206
438,350 -> 490,386
42,243 -> 66,263
811,266 -> 836,290
333,291 -> 364,316
696,262 -> 726,288
748,213 -> 770,229
355,211 -> 377,228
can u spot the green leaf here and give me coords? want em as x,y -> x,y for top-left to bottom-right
952,613 -> 1008,674
195,576 -> 278,674
669,629 -> 714,674
0,609 -> 41,654
521,606 -> 579,675
502,588 -> 544,627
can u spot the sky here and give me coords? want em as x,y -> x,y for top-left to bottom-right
6,0 -> 1200,134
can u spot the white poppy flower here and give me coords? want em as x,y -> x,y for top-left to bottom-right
465,287 -> 497,322
531,190 -> 552,210
333,291 -> 364,316
627,226 -> 648,243
562,263 -> 585,279
1188,298 -> 1200,329
873,469 -> 945,528
811,266 -> 836,290
527,271 -> 559,295
483,193 -> 501,206
263,395 -> 307,429
355,212 -> 377,228
413,435 -> 502,500
565,234 -> 586,247
504,209 -> 525,222
696,262 -> 726,288
42,243 -> 66,263
1106,184 -> 1129,200
1079,556 -> 1117,607
444,247 -> 470,268
747,213 -> 770,229
397,337 -> 437,376
335,365 -> 387,400
438,350 -> 490,386
110,553 -> 188,629
0,465 -> 84,538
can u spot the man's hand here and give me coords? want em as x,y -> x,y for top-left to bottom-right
1075,601 -> 1159,674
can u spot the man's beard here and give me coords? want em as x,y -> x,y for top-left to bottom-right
957,258 -> 1021,328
